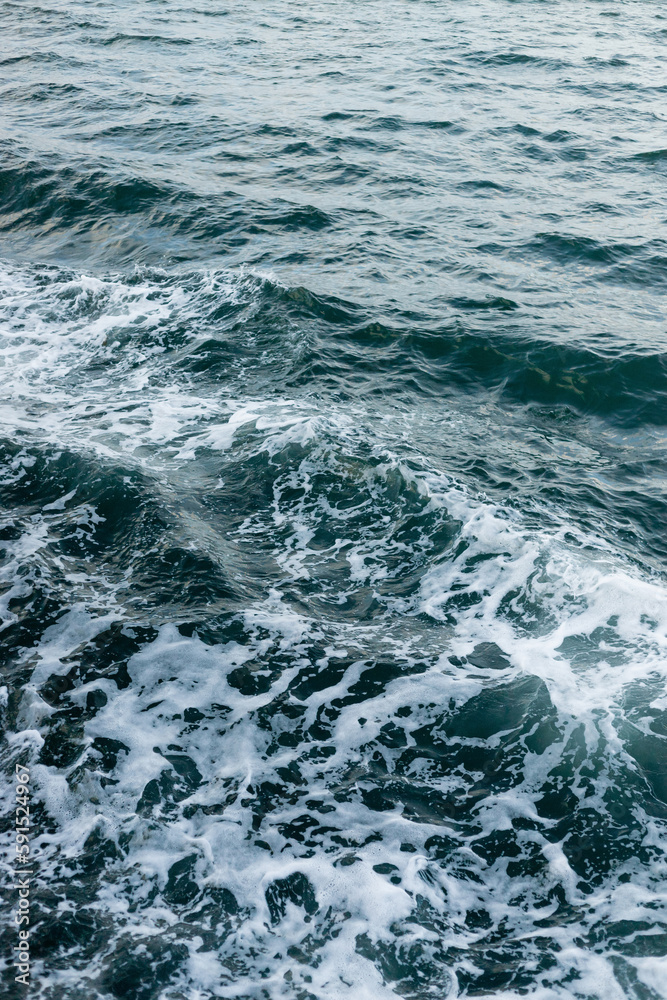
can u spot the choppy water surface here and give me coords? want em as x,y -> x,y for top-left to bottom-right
1,1 -> 667,997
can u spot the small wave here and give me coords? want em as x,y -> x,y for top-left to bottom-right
100,33 -> 192,47
630,147 -> 667,164
0,146 -> 336,247
519,232 -> 667,285
456,178 -> 508,192
472,50 -> 569,70
448,295 -> 519,311
0,150 -> 181,233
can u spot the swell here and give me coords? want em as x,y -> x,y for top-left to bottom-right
13,257 -> 667,430
0,147 -> 334,247
1,258 -> 665,573
3,143 -> 667,299
206,278 -> 667,428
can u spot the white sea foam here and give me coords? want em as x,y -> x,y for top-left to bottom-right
1,260 -> 666,998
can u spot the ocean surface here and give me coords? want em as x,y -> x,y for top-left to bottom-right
1,1 -> 667,998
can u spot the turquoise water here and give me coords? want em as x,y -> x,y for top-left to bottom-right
1,2 -> 667,998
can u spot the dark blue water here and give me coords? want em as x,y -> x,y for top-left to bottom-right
1,2 -> 667,998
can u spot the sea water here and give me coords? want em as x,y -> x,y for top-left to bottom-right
1,2 -> 667,998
